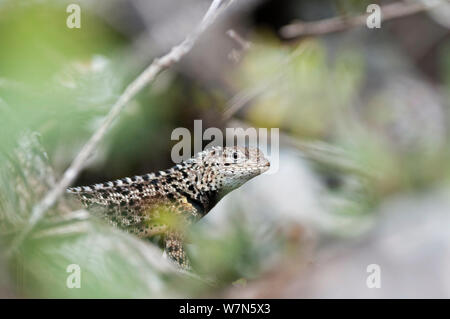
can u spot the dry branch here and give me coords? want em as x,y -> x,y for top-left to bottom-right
280,1 -> 445,39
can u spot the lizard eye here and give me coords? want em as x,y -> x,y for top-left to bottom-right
233,152 -> 238,160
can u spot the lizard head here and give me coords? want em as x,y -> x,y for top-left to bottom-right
196,146 -> 270,193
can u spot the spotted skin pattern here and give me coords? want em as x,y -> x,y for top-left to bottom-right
67,146 -> 270,269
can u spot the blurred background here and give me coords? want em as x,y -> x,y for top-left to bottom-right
0,0 -> 449,298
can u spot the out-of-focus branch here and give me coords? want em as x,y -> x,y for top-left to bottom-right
8,0 -> 234,255
226,29 -> 252,63
280,1 -> 445,39
227,29 -> 251,51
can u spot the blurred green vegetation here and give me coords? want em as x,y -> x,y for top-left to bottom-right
0,0 -> 449,298
235,31 -> 450,217
0,1 -> 126,162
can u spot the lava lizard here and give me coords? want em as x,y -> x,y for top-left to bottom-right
67,146 -> 270,269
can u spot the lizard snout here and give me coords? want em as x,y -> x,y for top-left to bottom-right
259,157 -> 270,173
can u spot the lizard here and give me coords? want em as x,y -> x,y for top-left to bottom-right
66,146 -> 270,269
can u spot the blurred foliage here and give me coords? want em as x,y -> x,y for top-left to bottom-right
233,29 -> 450,223
237,37 -> 364,138
10,217 -> 205,298
0,0 -> 449,299
189,209 -> 285,284
0,1 -> 126,164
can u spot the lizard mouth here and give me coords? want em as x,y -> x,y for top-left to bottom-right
260,160 -> 270,172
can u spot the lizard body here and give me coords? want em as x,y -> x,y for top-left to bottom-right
67,146 -> 270,269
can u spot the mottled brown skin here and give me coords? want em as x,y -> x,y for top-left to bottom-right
67,146 -> 270,269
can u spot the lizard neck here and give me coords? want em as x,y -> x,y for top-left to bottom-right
166,160 -> 224,216
155,162 -> 210,217
200,189 -> 221,214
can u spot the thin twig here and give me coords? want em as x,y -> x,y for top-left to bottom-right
8,0 -> 234,255
227,29 -> 251,51
280,0 -> 445,39
226,29 -> 252,63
